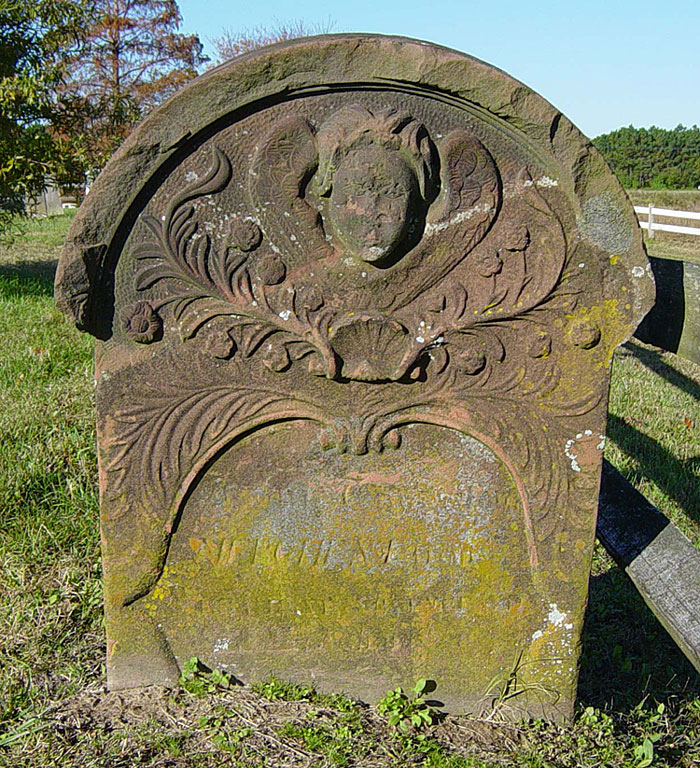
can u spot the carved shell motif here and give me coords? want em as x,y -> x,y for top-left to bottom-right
329,316 -> 416,382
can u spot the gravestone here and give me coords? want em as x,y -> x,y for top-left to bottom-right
55,35 -> 654,720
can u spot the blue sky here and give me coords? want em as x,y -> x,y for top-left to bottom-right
176,0 -> 699,139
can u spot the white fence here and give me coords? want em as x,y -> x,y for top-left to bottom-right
634,205 -> 700,238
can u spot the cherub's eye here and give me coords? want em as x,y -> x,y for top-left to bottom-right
346,178 -> 374,195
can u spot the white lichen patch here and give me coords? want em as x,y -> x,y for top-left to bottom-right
564,438 -> 581,472
213,638 -> 230,652
536,176 -> 559,187
278,310 -> 291,321
531,604 -> 572,641
184,170 -> 199,182
632,265 -> 645,278
565,430 -> 597,472
425,203 -> 492,235
547,603 -> 567,627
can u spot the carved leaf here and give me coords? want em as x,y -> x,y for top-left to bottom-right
132,146 -> 240,336
105,378 -> 321,512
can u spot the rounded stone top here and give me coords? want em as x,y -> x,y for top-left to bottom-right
55,33 -> 653,337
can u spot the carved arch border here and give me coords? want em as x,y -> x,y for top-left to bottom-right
129,412 -> 540,611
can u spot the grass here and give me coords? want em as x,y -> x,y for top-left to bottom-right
626,189 -> 700,264
627,190 -> 700,213
0,212 -> 699,766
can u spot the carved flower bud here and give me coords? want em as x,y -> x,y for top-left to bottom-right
255,253 -> 286,285
527,330 -> 551,358
230,219 -> 262,252
504,223 -> 530,252
452,340 -> 486,375
568,319 -> 601,349
203,328 -> 237,360
122,302 -> 161,344
262,343 -> 290,372
408,365 -> 422,381
384,429 -> 402,450
473,250 -> 502,278
295,284 -> 323,312
427,294 -> 447,313
319,429 -> 335,451
307,354 -> 328,377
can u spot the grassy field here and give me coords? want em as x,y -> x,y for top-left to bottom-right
1,213 -> 699,767
627,190 -> 700,264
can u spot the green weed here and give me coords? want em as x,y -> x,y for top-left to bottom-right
179,657 -> 237,696
251,675 -> 317,702
377,678 -> 438,733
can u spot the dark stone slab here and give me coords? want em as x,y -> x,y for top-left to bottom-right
635,256 -> 700,366
55,34 -> 654,721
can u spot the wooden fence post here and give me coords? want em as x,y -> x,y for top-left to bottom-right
598,461 -> 700,674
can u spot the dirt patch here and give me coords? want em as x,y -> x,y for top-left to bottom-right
29,684 -> 526,767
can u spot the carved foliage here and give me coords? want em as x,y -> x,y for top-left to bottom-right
128,111 -> 580,387
103,362 -> 325,516
132,146 -> 339,377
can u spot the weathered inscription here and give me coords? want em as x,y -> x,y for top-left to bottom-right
188,534 -> 489,570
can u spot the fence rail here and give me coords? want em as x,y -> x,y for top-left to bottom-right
634,204 -> 700,237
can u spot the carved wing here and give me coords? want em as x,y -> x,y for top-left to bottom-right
386,130 -> 501,310
248,116 -> 332,266
428,130 -> 501,229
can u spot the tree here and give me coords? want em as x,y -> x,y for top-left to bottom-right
593,125 -> 700,190
0,0 -> 89,233
212,20 -> 332,63
56,0 -> 207,185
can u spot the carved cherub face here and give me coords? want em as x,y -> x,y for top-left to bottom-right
329,145 -> 417,263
